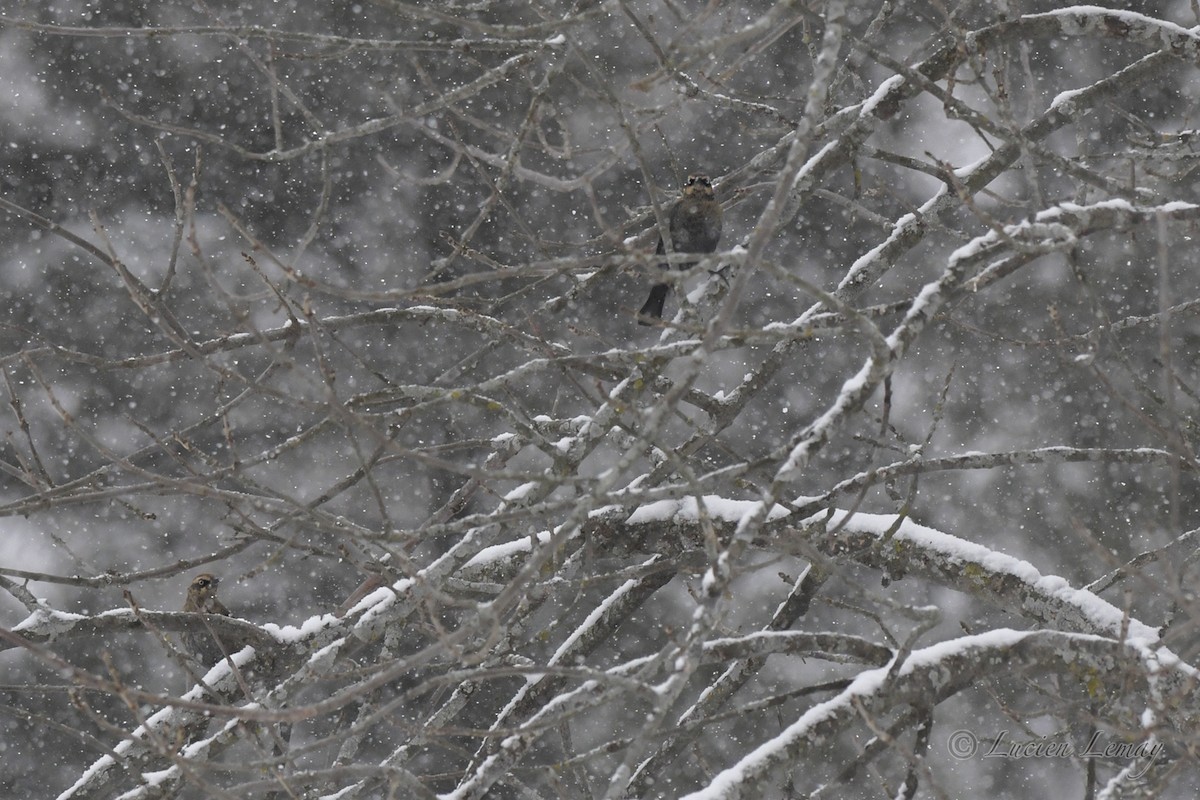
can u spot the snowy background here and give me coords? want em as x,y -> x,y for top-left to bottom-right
2,1 -> 1200,798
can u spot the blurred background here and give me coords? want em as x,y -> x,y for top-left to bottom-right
2,1 -> 1199,797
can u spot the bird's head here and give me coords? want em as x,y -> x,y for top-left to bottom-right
187,573 -> 220,604
682,174 -> 715,199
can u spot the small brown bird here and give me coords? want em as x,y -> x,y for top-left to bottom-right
181,572 -> 230,666
638,174 -> 723,323
184,573 -> 229,615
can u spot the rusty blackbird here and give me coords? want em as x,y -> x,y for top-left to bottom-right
638,174 -> 723,323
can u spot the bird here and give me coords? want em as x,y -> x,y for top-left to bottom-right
638,174 -> 723,324
181,572 -> 231,666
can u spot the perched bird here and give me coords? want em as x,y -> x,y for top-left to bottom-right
181,572 -> 231,666
183,572 -> 230,615
638,174 -> 723,323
